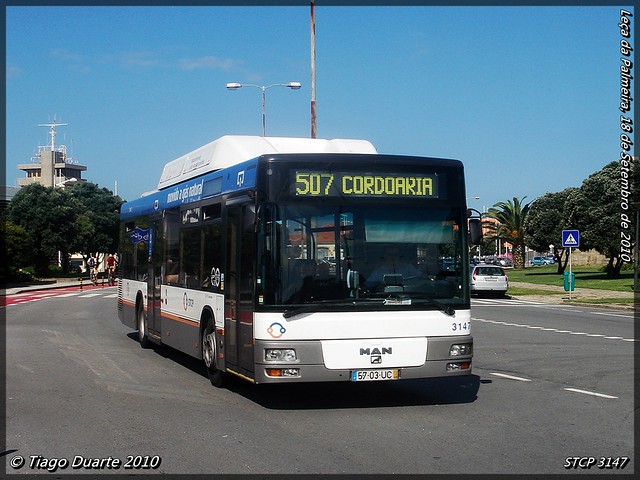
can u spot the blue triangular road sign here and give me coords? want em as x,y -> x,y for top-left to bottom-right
562,230 -> 580,247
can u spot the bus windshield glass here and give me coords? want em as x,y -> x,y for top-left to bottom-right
259,202 -> 468,309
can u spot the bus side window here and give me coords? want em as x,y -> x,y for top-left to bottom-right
181,226 -> 201,289
164,208 -> 180,285
165,259 -> 179,285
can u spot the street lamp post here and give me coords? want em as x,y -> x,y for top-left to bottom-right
226,82 -> 301,136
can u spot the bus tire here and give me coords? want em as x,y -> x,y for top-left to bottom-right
137,303 -> 150,349
202,319 -> 226,388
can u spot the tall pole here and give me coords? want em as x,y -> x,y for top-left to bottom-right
310,0 -> 317,138
261,86 -> 267,136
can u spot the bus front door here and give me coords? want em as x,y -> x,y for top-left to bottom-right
225,202 -> 256,380
146,220 -> 162,338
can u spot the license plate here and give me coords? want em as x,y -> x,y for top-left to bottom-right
485,277 -> 498,281
351,369 -> 399,382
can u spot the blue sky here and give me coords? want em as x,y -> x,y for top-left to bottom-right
5,4 -> 634,210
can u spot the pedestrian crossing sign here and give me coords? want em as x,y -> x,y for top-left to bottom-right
561,230 -> 580,248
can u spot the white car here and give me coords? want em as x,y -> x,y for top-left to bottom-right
470,264 -> 509,296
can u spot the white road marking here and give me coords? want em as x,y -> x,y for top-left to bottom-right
474,318 -> 635,342
591,312 -> 634,318
490,372 -> 532,382
564,388 -> 618,399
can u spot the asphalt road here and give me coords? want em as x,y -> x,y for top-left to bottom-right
3,289 -> 635,475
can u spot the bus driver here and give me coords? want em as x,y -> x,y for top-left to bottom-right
365,248 -> 422,291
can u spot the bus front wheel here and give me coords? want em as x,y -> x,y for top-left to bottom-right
202,321 -> 226,388
137,304 -> 150,349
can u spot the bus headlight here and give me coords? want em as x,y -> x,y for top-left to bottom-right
265,349 -> 297,362
450,343 -> 472,356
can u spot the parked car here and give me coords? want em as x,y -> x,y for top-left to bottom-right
530,256 -> 553,266
470,264 -> 509,296
495,256 -> 513,267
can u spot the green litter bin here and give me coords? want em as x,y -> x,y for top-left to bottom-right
563,272 -> 575,291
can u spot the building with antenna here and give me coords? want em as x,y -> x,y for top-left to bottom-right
16,120 -> 87,189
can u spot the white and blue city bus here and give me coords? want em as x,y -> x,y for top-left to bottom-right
118,135 -> 481,387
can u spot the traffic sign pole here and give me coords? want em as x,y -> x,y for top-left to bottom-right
568,247 -> 572,300
561,230 -> 579,300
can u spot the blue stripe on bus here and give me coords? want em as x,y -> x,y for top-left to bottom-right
120,158 -> 258,219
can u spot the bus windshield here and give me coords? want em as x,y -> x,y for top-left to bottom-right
259,202 -> 468,309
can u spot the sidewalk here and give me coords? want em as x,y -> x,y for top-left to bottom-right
2,277 -> 98,296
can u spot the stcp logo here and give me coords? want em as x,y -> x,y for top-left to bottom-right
182,292 -> 194,311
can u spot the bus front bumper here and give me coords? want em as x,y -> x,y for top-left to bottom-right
253,335 -> 473,384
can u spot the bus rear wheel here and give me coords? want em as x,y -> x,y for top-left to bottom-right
202,321 -> 225,388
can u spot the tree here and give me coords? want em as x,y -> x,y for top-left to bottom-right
66,182 -> 123,264
524,188 -> 578,274
6,182 -> 123,278
0,215 -> 34,282
567,161 -> 626,278
484,197 -> 530,269
7,184 -> 83,277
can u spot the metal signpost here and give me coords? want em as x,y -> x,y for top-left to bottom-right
561,230 -> 580,299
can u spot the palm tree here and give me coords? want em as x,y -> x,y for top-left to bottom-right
484,197 -> 531,269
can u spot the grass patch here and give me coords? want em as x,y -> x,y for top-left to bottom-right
507,286 -> 564,296
506,265 -> 636,293
568,297 -> 637,305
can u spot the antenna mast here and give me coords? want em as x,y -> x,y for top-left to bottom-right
38,119 -> 69,152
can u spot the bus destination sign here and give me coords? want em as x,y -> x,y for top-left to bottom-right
293,171 -> 438,198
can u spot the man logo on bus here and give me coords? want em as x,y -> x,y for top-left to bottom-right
360,347 -> 392,365
267,322 -> 286,339
236,170 -> 245,188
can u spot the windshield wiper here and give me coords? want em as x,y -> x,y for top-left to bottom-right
404,295 -> 456,317
282,299 -> 362,319
282,295 -> 456,319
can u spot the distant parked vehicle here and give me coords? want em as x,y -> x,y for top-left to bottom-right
530,256 -> 553,266
496,257 -> 513,267
544,256 -> 555,264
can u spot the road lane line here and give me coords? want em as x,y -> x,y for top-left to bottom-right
591,312 -> 634,318
564,388 -> 618,399
473,318 -> 634,342
490,372 -> 532,382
